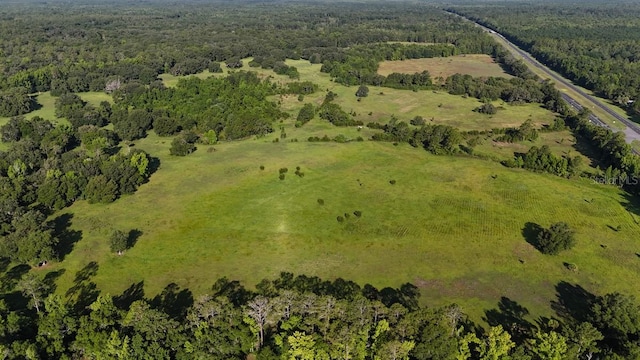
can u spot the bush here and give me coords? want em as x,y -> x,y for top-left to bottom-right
279,167 -> 288,174
355,85 -> 369,98
410,116 -> 426,126
537,222 -> 576,255
110,230 -> 129,255
279,174 -> 285,180
170,135 -> 196,156
354,210 -> 362,217
260,165 -> 265,170
474,103 -> 497,115
337,216 -> 344,223
389,179 -> 396,185
317,199 -> 324,205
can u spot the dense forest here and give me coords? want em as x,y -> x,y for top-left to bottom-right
447,2 -> 640,117
1,1 -> 640,359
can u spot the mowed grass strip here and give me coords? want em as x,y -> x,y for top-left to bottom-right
377,54 -> 513,79
49,133 -> 640,322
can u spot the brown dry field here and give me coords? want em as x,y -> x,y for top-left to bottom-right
377,54 -> 513,81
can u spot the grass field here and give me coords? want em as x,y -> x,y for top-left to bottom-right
5,59 -> 635,323
377,54 -> 512,80
47,132 -> 640,322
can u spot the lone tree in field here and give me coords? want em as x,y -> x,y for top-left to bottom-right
110,230 -> 129,255
536,222 -> 575,255
355,85 -> 369,98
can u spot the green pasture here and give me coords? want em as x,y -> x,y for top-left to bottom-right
3,59 -> 636,323
48,131 -> 640,322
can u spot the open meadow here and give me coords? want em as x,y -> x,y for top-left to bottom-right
5,58 -> 636,323
48,131 -> 640,322
377,54 -> 512,80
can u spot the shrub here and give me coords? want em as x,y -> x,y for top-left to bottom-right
536,222 -> 576,255
260,165 -> 265,170
344,213 -> 351,219
389,179 -> 396,185
355,85 -> 369,98
410,116 -> 426,126
565,263 -> 578,272
279,167 -> 288,174
170,135 -> 196,156
317,199 -> 325,205
337,216 -> 344,223
110,230 -> 129,255
474,103 -> 497,115
279,174 -> 285,180
354,210 -> 362,217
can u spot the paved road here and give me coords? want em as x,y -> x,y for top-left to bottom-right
448,11 -> 640,146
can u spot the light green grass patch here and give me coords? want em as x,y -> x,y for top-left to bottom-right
50,133 -> 640,322
377,54 -> 512,79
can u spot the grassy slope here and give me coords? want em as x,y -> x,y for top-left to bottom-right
7,59 -> 633,323
377,54 -> 513,79
49,134 -> 640,322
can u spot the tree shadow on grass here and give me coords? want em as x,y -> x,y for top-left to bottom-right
0,257 -> 10,274
52,213 -> 83,261
65,262 -> 100,314
522,222 -> 543,249
0,264 -> 31,309
148,155 -> 161,177
0,264 -> 31,292
550,281 -> 597,323
43,268 -> 66,294
114,281 -> 145,310
151,283 -> 194,321
213,277 -> 253,306
484,296 -> 536,343
621,191 -> 640,221
128,229 -> 143,249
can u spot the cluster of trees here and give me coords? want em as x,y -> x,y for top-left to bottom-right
495,120 -> 539,143
115,71 -> 287,141
2,270 -> 640,359
444,76 -> 563,108
0,87 -> 37,117
0,115 -> 153,265
449,3 -> 640,115
318,92 -> 363,127
371,120 -> 463,156
503,145 -> 583,178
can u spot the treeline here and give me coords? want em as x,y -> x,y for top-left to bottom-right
0,115 -> 154,266
0,2 -> 500,99
1,271 -> 639,359
447,4 -> 640,115
445,76 -> 569,114
370,121 -> 463,155
567,110 -> 640,191
114,71 -> 288,140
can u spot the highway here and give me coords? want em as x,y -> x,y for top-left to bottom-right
448,11 -> 640,146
